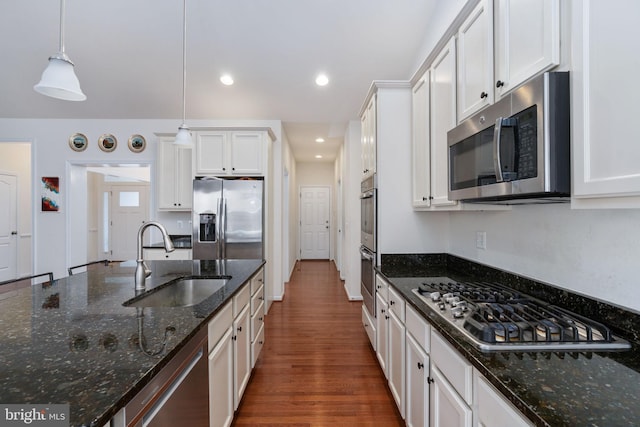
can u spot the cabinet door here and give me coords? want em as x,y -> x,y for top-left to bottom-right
430,366 -> 472,427
230,132 -> 264,175
429,37 -> 458,207
195,132 -> 227,175
475,373 -> 533,427
572,0 -> 640,204
494,0 -> 559,98
412,71 -> 431,208
209,327 -> 234,427
375,293 -> 389,377
361,96 -> 377,178
406,333 -> 429,427
388,310 -> 405,418
157,138 -> 191,210
233,303 -> 251,410
175,145 -> 193,208
457,0 -> 494,121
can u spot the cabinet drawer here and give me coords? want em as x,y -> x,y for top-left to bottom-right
250,268 -> 264,295
251,322 -> 265,368
388,286 -> 405,322
251,285 -> 264,315
475,371 -> 533,427
375,275 -> 389,302
233,284 -> 251,317
208,302 -> 232,352
405,304 -> 430,352
362,304 -> 376,350
431,330 -> 473,405
251,300 -> 265,341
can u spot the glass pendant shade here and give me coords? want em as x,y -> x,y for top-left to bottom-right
34,54 -> 86,101
174,125 -> 193,146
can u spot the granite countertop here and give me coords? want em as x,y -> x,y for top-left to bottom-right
0,258 -> 264,427
379,254 -> 640,427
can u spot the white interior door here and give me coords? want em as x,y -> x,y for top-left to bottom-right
0,173 -> 17,281
108,184 -> 150,261
299,186 -> 330,260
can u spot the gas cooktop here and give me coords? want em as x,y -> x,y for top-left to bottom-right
413,278 -> 631,352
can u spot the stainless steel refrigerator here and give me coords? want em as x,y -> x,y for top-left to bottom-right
192,177 -> 264,260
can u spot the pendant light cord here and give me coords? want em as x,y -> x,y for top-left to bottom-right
59,0 -> 66,54
181,0 -> 187,125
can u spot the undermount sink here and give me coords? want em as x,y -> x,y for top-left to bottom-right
124,277 -> 230,308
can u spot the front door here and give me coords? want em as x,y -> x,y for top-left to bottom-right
0,173 -> 17,281
299,186 -> 330,260
108,184 -> 150,261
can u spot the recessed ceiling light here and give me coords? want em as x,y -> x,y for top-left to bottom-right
220,74 -> 234,86
315,138 -> 325,143
315,155 -> 323,159
315,74 -> 329,86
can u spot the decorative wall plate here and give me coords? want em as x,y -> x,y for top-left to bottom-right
68,133 -> 88,152
98,134 -> 117,152
128,134 -> 146,153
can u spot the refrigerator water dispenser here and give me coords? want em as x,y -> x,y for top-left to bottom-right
199,214 -> 216,242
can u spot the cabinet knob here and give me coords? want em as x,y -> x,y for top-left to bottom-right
389,300 -> 395,306
223,167 -> 226,171
422,197 -> 428,201
496,80 -> 505,88
427,377 -> 434,384
259,317 -> 263,321
237,326 -> 242,332
232,167 -> 236,171
480,91 -> 488,99
417,362 -> 424,370
385,315 -> 390,320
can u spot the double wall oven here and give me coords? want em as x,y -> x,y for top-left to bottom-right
360,174 -> 377,318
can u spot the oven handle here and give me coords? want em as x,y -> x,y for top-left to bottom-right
360,247 -> 374,261
360,190 -> 374,199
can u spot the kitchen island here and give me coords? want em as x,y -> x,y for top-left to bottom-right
0,259 -> 264,427
378,254 -> 640,427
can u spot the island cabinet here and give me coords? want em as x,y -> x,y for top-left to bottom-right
249,267 -> 265,368
232,283 -> 252,410
156,136 -> 193,211
194,130 -> 266,177
570,0 -> 640,207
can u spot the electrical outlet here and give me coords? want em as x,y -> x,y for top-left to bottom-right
476,231 -> 487,250
177,220 -> 183,229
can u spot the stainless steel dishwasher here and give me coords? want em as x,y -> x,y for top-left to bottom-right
125,327 -> 209,427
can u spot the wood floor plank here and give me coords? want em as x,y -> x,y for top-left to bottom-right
232,261 -> 404,426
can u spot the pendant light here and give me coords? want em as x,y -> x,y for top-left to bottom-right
34,0 -> 86,101
174,0 -> 193,146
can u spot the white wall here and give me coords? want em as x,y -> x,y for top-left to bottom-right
296,161 -> 334,187
0,142 -> 32,277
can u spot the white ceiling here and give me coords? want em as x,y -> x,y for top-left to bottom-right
0,0 -> 442,162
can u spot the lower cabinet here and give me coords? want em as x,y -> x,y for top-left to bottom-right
388,309 -> 406,418
430,365 -> 472,427
233,302 -> 251,410
406,333 -> 429,427
209,327 -> 234,427
474,372 -> 533,427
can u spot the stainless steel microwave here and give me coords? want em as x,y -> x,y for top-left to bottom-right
447,72 -> 570,203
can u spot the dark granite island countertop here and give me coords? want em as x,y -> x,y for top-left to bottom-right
0,259 -> 264,427
378,254 -> 640,427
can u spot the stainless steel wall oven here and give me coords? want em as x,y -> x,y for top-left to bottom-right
360,174 -> 377,317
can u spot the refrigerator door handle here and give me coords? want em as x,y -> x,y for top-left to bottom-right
221,198 -> 227,259
216,198 -> 223,259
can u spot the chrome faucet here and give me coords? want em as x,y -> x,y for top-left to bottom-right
135,221 -> 175,292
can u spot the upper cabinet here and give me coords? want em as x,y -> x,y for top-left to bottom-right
195,130 -> 267,177
361,96 -> 377,179
494,0 -> 560,98
571,0 -> 640,207
157,136 -> 193,211
411,71 -> 430,208
457,0 -> 494,122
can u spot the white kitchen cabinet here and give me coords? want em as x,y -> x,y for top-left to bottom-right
360,95 -> 377,178
157,136 -> 192,211
430,365 -> 472,427
388,310 -> 406,419
194,130 -> 266,177
143,248 -> 192,260
457,0 -> 494,121
474,372 -> 533,427
571,0 -> 640,207
375,292 -> 389,376
208,302 -> 234,427
250,268 -> 265,368
362,304 -> 376,350
429,36 -> 458,208
411,70 -> 430,208
233,303 -> 251,410
494,0 -> 560,98
406,333 -> 429,427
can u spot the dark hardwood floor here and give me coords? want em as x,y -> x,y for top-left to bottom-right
232,260 -> 404,426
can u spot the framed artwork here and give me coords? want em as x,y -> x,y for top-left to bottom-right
68,133 -> 88,152
41,177 -> 60,212
98,134 -> 117,152
128,134 -> 146,153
